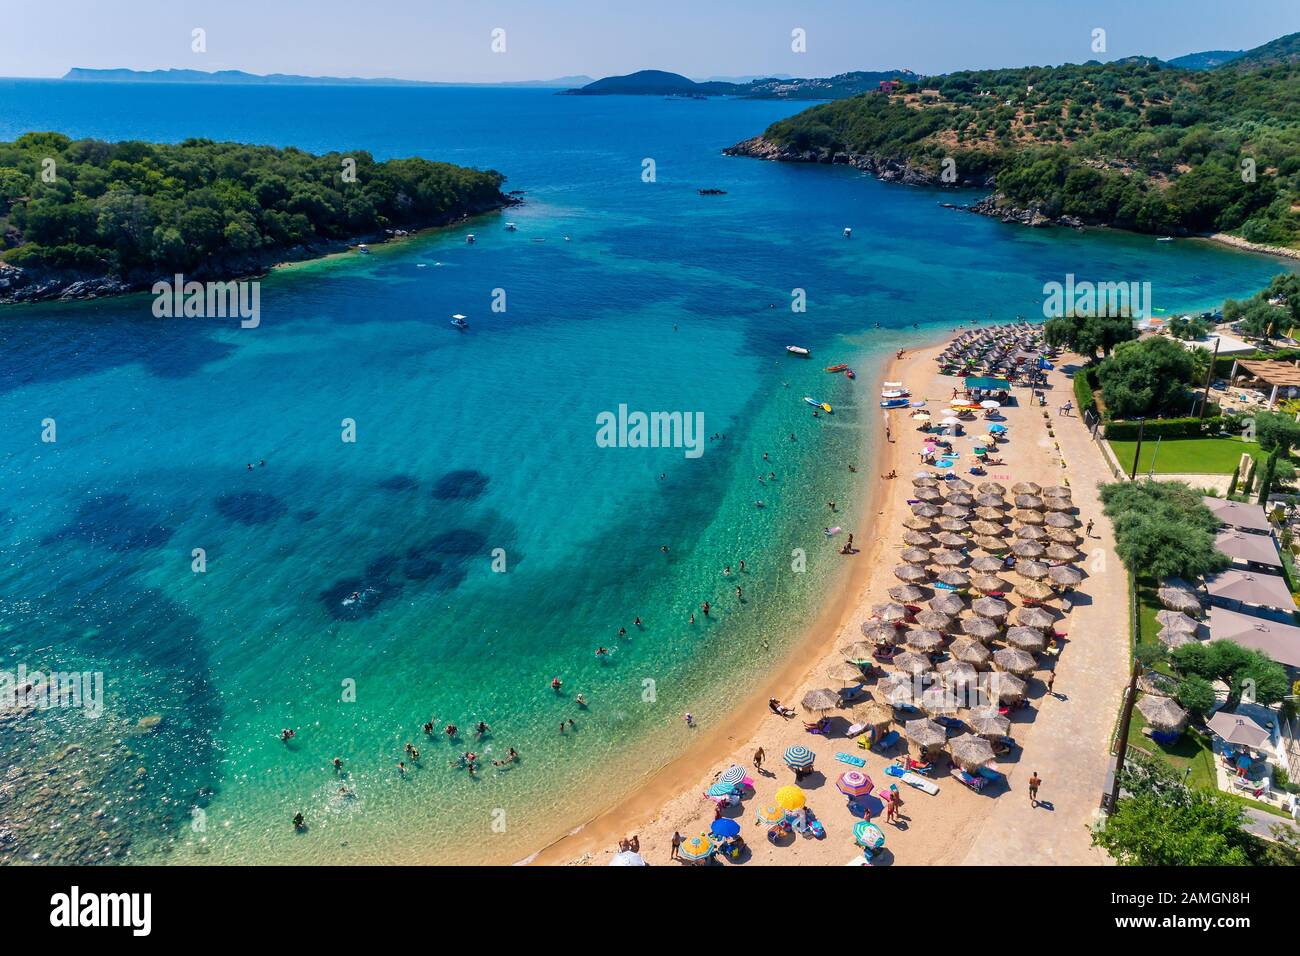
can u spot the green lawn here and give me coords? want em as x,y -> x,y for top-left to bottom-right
1107,435 -> 1269,476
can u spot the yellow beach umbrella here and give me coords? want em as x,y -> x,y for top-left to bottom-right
775,785 -> 806,811
755,804 -> 786,825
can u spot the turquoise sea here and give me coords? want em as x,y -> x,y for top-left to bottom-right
0,81 -> 1292,864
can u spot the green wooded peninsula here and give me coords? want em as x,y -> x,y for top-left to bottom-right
0,133 -> 515,301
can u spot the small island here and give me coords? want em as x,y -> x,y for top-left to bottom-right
0,133 -> 519,304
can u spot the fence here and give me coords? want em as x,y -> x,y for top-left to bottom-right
1281,712 -> 1300,784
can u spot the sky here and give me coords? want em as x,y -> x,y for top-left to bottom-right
3,0 -> 1298,82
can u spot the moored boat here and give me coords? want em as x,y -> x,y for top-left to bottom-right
786,345 -> 811,357
825,364 -> 849,372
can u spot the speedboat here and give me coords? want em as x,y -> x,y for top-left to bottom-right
450,314 -> 469,330
357,243 -> 370,254
466,234 -> 476,244
1156,236 -> 1173,242
786,345 -> 811,357
845,369 -> 856,379
843,227 -> 852,238
505,222 -> 517,231
880,397 -> 910,409
881,389 -> 909,399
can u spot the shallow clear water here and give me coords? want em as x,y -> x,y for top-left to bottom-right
0,81 -> 1291,863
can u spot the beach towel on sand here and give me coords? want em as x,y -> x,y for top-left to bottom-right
835,752 -> 866,767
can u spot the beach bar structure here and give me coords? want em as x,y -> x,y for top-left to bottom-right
1215,529 -> 1284,573
1228,359 -> 1300,408
1202,496 -> 1273,535
1206,606 -> 1300,669
1202,569 -> 1296,617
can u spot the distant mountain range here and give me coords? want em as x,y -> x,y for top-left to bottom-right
562,68 -> 919,100
60,68 -> 594,88
1166,49 -> 1245,70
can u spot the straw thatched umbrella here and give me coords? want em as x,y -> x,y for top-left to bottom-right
1136,694 -> 1189,733
960,617 -> 1001,642
1014,606 -> 1057,630
1158,627 -> 1197,649
872,601 -> 912,622
1045,527 -> 1079,544
892,651 -> 935,677
930,593 -> 966,615
1014,509 -> 1046,525
1048,565 -> 1083,588
975,494 -> 1007,509
1043,497 -> 1074,512
903,530 -> 937,548
983,671 -> 1027,703
968,711 -> 1011,739
1005,626 -> 1048,652
977,482 -> 1007,495
941,504 -> 972,519
828,661 -> 867,684
1045,512 -> 1077,528
949,733 -> 996,771
933,549 -> 969,568
1015,525 -> 1048,540
936,569 -> 971,588
973,596 -> 1012,619
912,475 -> 939,487
850,701 -> 893,730
935,531 -> 969,548
1042,485 -> 1071,498
904,718 -> 948,749
916,609 -> 954,631
894,564 -> 930,583
938,517 -> 971,533
1012,541 -> 1046,559
1045,543 -> 1080,563
840,641 -> 876,663
992,647 -> 1037,675
801,687 -> 841,713
905,628 -> 947,654
949,478 -> 975,492
879,672 -> 919,706
947,492 -> 975,507
912,503 -> 943,519
971,520 -> 1006,537
889,584 -> 928,603
1157,587 -> 1202,616
975,506 -> 1008,522
1137,671 -> 1180,698
976,536 -> 1010,553
901,546 -> 933,565
1015,579 -> 1055,602
903,515 -> 935,531
1016,560 -> 1050,580
1155,610 -> 1200,633
937,658 -> 979,685
1014,494 -> 1045,510
1012,481 -> 1042,495
950,638 -> 992,667
971,555 -> 1008,573
970,573 -> 1010,593
915,488 -> 944,503
919,684 -> 959,716
862,620 -> 903,645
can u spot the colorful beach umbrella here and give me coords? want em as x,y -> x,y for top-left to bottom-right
718,764 -> 747,788
853,821 -> 886,849
783,745 -> 816,770
836,770 -> 874,799
678,834 -> 715,862
774,785 -> 806,811
755,804 -> 786,825
710,818 -> 742,839
707,781 -> 736,798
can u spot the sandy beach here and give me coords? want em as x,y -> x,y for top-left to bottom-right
537,334 -> 1131,867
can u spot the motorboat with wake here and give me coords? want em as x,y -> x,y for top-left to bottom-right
786,345 -> 811,357
450,313 -> 469,330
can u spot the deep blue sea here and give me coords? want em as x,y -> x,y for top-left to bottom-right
0,81 -> 1291,863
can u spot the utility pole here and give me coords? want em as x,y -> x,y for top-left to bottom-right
1129,418 -> 1146,480
1109,659 -> 1144,812
1199,335 -> 1221,423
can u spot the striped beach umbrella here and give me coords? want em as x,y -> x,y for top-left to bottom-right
678,834 -> 715,862
836,770 -> 874,799
755,804 -> 786,825
774,785 -> 806,811
718,764 -> 747,788
853,820 -> 886,849
783,745 -> 816,770
706,781 -> 735,798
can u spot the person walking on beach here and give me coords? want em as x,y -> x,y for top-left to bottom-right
1085,519 -> 1095,537
1028,771 -> 1042,806
1045,670 -> 1056,696
753,746 -> 765,771
670,831 -> 683,861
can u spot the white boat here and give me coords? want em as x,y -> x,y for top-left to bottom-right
1156,236 -> 1173,242
881,389 -> 909,399
357,243 -> 370,254
843,227 -> 852,238
505,222 -> 517,231
883,381 -> 905,389
450,313 -> 469,330
466,234 -> 476,244
786,345 -> 811,357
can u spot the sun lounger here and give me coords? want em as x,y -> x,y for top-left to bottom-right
836,752 -> 866,767
955,769 -> 986,792
976,766 -> 1003,783
884,763 -> 940,794
874,730 -> 901,752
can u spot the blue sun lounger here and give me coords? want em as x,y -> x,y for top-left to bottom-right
873,730 -> 901,752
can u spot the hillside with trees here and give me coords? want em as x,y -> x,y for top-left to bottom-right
728,33 -> 1300,244
0,133 -> 514,302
